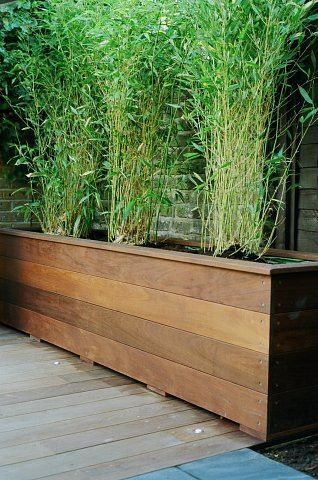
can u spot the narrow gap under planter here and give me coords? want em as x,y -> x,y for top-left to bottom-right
0,228 -> 317,441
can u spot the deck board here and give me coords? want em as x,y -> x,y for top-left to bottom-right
0,324 -> 260,479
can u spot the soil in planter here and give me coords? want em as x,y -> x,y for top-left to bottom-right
148,241 -> 308,264
257,435 -> 318,478
77,230 -> 309,264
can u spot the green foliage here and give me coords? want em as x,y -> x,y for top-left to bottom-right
11,0 -> 108,237
7,0 -> 191,242
0,0 -> 38,159
181,0 -> 317,256
100,0 -> 190,245
5,0 -> 318,253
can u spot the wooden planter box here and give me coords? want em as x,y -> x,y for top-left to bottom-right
0,228 -> 318,441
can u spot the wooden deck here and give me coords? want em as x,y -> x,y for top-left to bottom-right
0,324 -> 260,480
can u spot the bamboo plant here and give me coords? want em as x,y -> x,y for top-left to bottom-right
10,0 -> 109,237
99,0 -> 190,245
6,0 -> 317,255
182,0 -> 317,256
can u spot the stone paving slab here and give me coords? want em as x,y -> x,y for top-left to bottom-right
129,448 -> 312,480
128,469 -> 194,480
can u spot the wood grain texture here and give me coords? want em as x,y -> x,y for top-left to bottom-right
0,229 -> 275,273
0,401 -> 192,450
0,431 -> 259,480
271,309 -> 318,353
0,421 -> 239,480
300,144 -> 318,168
271,272 -> 318,313
0,257 -> 270,353
76,430 -> 259,480
302,125 -> 318,145
266,247 -> 318,261
298,209 -> 318,233
0,416 -> 222,466
268,385 -> 318,435
0,233 -> 271,312
1,304 -> 268,435
297,229 -> 318,253
0,281 -> 268,392
0,383 -> 147,419
2,228 -> 318,273
2,229 -> 318,441
270,347 -> 318,393
300,168 -> 318,189
0,325 -> 260,479
0,377 -> 134,407
299,189 -> 318,210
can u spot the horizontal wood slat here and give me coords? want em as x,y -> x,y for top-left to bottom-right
300,144 -> 318,168
269,385 -> 318,435
1,229 -> 318,441
1,229 -> 318,274
300,168 -> 318,189
0,281 -> 268,393
271,309 -> 318,353
0,422 -> 240,480
299,189 -> 318,210
272,272 -> 318,313
1,303 -> 268,435
302,125 -> 318,145
0,400 -> 191,450
0,256 -> 270,353
298,210 -> 318,233
297,229 -> 318,253
0,234 -> 271,313
73,431 -> 259,480
0,377 -> 134,407
0,325 -> 261,479
0,229 -> 275,273
0,417 -> 224,467
270,347 -> 318,393
267,247 -> 318,261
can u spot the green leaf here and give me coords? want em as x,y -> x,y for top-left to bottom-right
307,13 -> 318,22
122,200 -> 136,223
166,103 -> 181,109
298,86 -> 314,105
73,216 -> 82,236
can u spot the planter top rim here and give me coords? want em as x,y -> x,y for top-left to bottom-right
1,228 -> 318,275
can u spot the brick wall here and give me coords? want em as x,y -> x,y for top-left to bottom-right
156,129 -> 202,242
157,138 -> 318,250
157,185 -> 201,242
1,119 -> 317,250
0,158 -> 33,230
